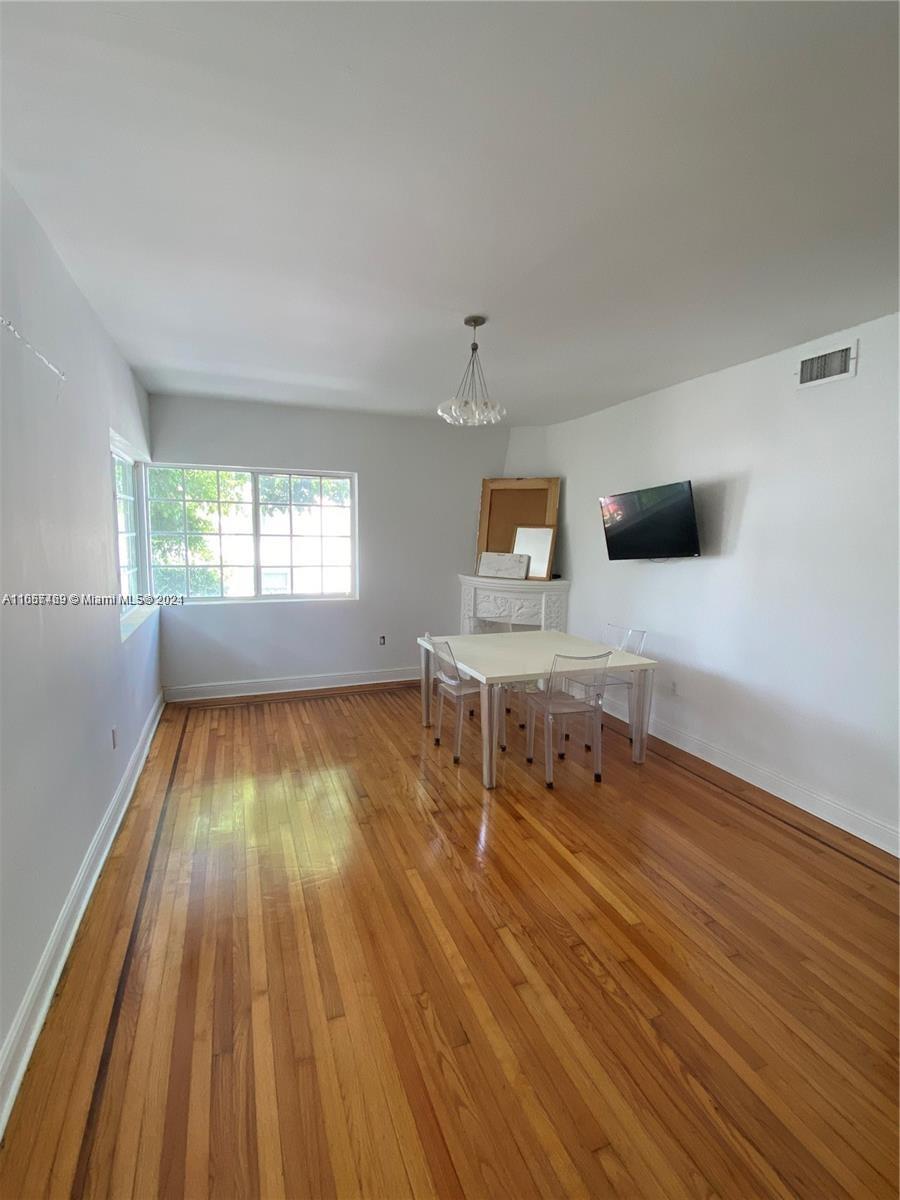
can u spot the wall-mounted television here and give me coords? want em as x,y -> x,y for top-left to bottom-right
600,481 -> 701,560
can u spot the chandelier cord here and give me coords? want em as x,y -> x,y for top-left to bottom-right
474,345 -> 489,402
438,314 -> 504,425
453,338 -> 490,408
455,349 -> 473,402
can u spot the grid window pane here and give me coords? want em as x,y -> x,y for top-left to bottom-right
260,536 -> 291,566
292,505 -> 320,535
118,533 -> 136,569
153,566 -> 186,594
148,469 -> 264,597
117,498 -> 137,534
149,500 -> 183,532
113,455 -> 141,608
151,535 -> 186,565
114,459 -> 132,497
261,567 -> 292,596
189,566 -> 222,597
323,537 -> 351,566
292,537 -> 321,566
220,502 -> 253,534
187,534 -> 221,566
292,476 -> 320,505
322,477 -> 350,506
145,464 -> 355,601
148,467 -> 184,499
224,566 -> 255,597
221,535 -> 255,566
260,504 -> 290,535
185,501 -> 220,533
323,566 -> 351,594
219,471 -> 253,502
323,506 -> 350,536
184,469 -> 219,501
259,474 -> 290,503
292,567 -> 322,594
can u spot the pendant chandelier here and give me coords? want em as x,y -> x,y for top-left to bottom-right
437,315 -> 506,426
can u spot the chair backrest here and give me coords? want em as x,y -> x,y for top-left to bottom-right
548,651 -> 612,702
601,623 -> 648,656
429,638 -> 464,686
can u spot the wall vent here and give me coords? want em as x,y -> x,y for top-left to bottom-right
796,340 -> 858,387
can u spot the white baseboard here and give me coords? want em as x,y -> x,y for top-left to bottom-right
163,666 -> 420,703
0,692 -> 165,1137
603,696 -> 898,855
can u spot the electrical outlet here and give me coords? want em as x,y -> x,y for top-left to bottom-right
111,726 -> 118,749
378,635 -> 386,645
669,680 -> 678,697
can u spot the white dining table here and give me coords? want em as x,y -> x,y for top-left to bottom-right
417,630 -> 657,788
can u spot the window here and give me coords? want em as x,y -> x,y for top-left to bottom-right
112,453 -> 140,600
258,472 -> 353,597
145,465 -> 356,600
147,466 -> 255,598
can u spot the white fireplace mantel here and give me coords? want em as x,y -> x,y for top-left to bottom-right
459,573 -> 570,634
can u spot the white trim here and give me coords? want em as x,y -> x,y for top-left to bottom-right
603,695 -> 899,855
164,666 -> 420,703
0,693 -> 165,1137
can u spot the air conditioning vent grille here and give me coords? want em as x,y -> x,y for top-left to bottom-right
799,347 -> 852,385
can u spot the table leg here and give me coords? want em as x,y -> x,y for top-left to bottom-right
420,643 -> 432,726
480,682 -> 498,788
632,668 -> 654,763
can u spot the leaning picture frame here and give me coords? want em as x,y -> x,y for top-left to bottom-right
512,525 -> 557,580
476,477 -> 560,560
476,551 -> 530,580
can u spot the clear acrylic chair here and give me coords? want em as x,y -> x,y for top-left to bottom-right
583,624 -> 648,750
525,651 -> 612,788
429,638 -> 484,763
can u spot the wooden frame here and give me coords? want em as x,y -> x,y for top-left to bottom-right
476,477 -> 560,561
512,525 -> 557,581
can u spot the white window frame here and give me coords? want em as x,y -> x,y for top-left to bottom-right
142,461 -> 359,603
110,431 -> 153,640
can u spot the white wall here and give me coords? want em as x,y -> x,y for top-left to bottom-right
505,314 -> 899,852
0,178 -> 162,1120
150,395 -> 509,698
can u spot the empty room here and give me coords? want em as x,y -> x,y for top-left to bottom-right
1,2 -> 898,1198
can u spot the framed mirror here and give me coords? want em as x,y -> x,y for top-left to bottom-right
513,525 -> 557,580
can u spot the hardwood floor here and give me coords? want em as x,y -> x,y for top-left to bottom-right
1,688 -> 897,1199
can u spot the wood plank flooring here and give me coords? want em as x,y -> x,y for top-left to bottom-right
1,688 -> 897,1199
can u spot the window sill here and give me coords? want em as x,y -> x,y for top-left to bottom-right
174,594 -> 359,607
120,603 -> 158,642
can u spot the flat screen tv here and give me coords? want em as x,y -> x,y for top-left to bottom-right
600,481 -> 701,560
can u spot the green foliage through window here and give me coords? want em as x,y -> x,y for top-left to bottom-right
146,466 -> 354,599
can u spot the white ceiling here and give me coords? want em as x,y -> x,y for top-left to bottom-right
1,2 -> 896,424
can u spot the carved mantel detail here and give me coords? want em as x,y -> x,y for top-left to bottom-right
458,575 -> 570,634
